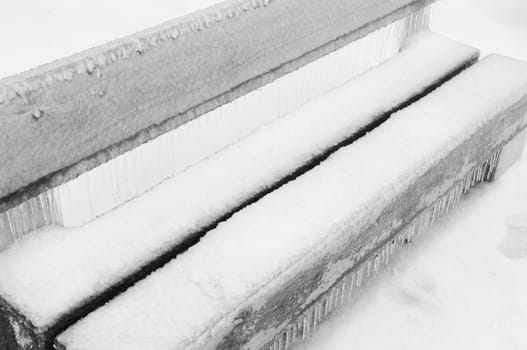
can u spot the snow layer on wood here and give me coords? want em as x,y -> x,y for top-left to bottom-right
0,32 -> 476,331
304,141 -> 527,350
56,55 -> 527,350
0,8 -> 431,247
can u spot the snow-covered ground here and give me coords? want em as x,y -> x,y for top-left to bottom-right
304,2 -> 527,349
432,0 -> 527,61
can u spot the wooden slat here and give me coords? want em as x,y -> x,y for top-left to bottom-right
0,0 -> 434,211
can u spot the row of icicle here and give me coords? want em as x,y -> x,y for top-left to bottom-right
262,147 -> 502,350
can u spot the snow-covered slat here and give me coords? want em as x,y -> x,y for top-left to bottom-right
0,6 -> 432,248
0,0 -> 435,226
0,32 -> 477,350
56,55 -> 527,350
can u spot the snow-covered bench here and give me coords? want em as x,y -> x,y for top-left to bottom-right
0,33 -> 477,350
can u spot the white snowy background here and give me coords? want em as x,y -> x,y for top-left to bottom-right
0,0 -> 526,349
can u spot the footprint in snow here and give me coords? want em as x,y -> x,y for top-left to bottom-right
498,212 -> 527,260
392,270 -> 442,311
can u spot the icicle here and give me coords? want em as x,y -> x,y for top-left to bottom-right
340,277 -> 348,306
346,274 -> 355,300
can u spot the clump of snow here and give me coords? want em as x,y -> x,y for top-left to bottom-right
57,55 -> 527,350
0,32 -> 477,331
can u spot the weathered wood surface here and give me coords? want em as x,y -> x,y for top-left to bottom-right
0,0 -> 435,212
0,296 -> 43,350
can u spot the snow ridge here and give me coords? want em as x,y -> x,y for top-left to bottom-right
0,0 -> 273,106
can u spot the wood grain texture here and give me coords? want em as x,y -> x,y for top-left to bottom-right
0,0 -> 435,212
0,295 -> 43,350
